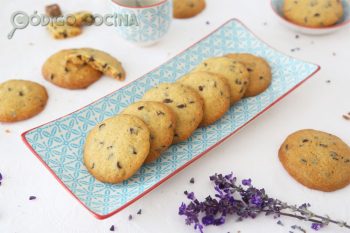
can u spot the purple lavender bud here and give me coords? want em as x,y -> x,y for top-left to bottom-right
0,172 -> 2,181
202,215 -> 215,226
194,223 -> 204,233
187,192 -> 195,200
311,223 -> 322,230
29,196 -> 36,200
251,194 -> 263,206
214,216 -> 225,226
109,225 -> 115,231
242,179 -> 252,186
179,203 -> 186,215
224,173 -> 233,180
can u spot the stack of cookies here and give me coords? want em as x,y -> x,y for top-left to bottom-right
84,53 -> 272,184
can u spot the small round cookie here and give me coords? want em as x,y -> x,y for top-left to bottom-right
122,101 -> 176,163
283,0 -> 344,28
279,129 -> 350,192
225,53 -> 272,97
84,114 -> 151,184
142,83 -> 204,144
0,80 -> 48,122
42,49 -> 102,89
178,72 -> 230,126
192,57 -> 249,105
173,0 -> 206,19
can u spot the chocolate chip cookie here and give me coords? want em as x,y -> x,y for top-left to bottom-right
142,83 -> 204,143
0,80 -> 48,122
279,129 -> 350,192
84,114 -> 151,184
122,101 -> 176,163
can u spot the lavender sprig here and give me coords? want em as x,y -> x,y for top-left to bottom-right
179,173 -> 350,232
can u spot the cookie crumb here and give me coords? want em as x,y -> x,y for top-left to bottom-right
326,80 -> 331,83
295,34 -> 299,39
263,22 -> 268,26
137,209 -> 142,215
128,214 -> 133,220
332,52 -> 336,56
343,115 -> 350,120
5,129 -> 11,133
291,47 -> 301,52
189,177 -> 195,184
205,21 -> 210,25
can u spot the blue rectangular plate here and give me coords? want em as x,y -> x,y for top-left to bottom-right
22,19 -> 320,219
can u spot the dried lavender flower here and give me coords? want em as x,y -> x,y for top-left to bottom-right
311,223 -> 322,230
179,173 -> 350,232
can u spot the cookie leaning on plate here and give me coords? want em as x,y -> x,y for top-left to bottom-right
66,48 -> 126,81
142,83 -> 204,144
122,101 -> 176,163
173,0 -> 206,19
84,114 -> 151,184
279,129 -> 350,192
42,49 -> 102,89
283,0 -> 344,27
178,72 -> 231,126
0,80 -> 48,122
192,57 -> 249,105
225,53 -> 272,97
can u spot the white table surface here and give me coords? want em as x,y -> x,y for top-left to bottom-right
1,0 -> 350,232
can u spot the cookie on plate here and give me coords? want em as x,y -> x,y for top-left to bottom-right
67,48 -> 126,81
225,53 -> 272,97
84,114 -> 151,184
192,57 -> 249,105
173,0 -> 206,19
142,83 -> 203,144
42,49 -> 102,89
122,101 -> 176,163
178,72 -> 230,126
279,129 -> 350,192
0,80 -> 48,122
283,0 -> 344,27
47,22 -> 82,39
